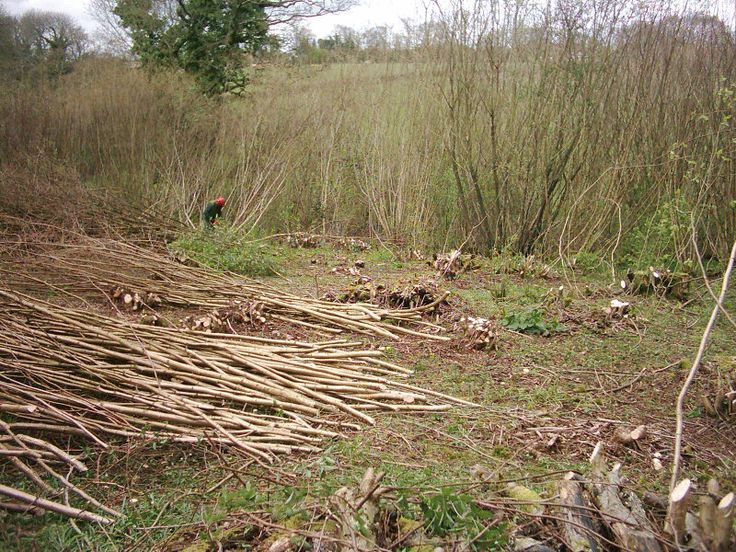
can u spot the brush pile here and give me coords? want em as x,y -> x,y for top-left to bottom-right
0,237 -> 448,341
457,316 -> 498,350
0,288 -> 470,520
433,250 -> 478,279
0,422 -> 119,524
182,301 -> 267,333
109,285 -> 163,312
326,279 -> 447,312
623,267 -> 690,299
285,232 -> 322,249
337,237 -> 370,252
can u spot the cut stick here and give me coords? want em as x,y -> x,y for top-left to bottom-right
589,443 -> 662,552
714,492 -> 734,552
0,484 -> 114,524
665,478 -> 692,545
699,479 -> 720,550
612,424 -> 647,446
0,500 -> 46,515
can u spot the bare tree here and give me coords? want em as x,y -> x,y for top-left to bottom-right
265,0 -> 357,25
88,0 -> 132,55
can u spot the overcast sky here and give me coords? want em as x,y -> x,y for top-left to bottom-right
4,0 -> 99,30
2,0 -> 436,37
3,0 -> 735,38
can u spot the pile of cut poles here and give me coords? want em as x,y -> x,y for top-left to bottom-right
0,289 -> 470,523
0,237 -> 448,341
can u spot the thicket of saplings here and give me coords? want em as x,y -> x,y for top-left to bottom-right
1,2 -> 734,274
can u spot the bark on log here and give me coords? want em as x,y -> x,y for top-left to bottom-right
558,472 -> 600,551
331,468 -> 385,552
514,536 -> 556,552
613,425 -> 647,446
589,443 -> 663,552
0,500 -> 45,515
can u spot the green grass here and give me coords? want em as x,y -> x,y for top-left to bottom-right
169,226 -> 278,276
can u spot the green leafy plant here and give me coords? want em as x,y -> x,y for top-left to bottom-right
271,486 -> 308,521
218,481 -> 262,511
419,488 -> 507,550
169,226 -> 276,276
501,308 -> 566,335
620,194 -> 692,272
572,251 -> 605,274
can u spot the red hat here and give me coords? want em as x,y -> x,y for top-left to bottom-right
215,196 -> 226,207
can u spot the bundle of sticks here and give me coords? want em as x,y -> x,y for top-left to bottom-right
1,237 -> 448,341
0,289 -> 469,521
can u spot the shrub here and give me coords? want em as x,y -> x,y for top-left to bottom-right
501,308 -> 566,335
419,488 -> 508,550
169,226 -> 276,276
572,251 -> 605,275
620,195 -> 692,271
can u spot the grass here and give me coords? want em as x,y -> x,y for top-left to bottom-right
2,238 -> 735,551
169,226 -> 278,276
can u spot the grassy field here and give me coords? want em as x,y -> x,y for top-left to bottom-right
2,235 -> 733,551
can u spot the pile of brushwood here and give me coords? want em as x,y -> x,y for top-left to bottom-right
282,232 -> 371,252
433,249 -> 479,279
0,288 -> 469,523
0,232 -> 471,524
1,236 -> 449,341
326,278 -> 448,312
623,267 -> 690,300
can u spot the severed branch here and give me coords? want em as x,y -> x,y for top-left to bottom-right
0,485 -> 114,525
670,240 -> 736,493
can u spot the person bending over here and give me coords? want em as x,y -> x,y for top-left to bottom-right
202,196 -> 226,227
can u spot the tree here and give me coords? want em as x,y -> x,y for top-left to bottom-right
12,10 -> 88,77
88,0 -> 133,55
333,25 -> 360,50
0,5 -> 18,76
112,0 -> 355,93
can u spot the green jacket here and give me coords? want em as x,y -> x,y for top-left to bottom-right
202,201 -> 223,226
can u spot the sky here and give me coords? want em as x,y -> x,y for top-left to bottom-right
3,0 -> 735,39
3,0 -> 99,31
307,0 -> 435,36
2,0 -> 436,38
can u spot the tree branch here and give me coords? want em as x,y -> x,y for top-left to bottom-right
670,239 -> 736,492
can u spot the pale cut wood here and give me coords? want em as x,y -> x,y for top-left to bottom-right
0,484 -> 114,524
699,479 -> 720,550
684,512 -> 705,551
665,479 -> 692,545
613,424 -> 647,446
0,500 -> 45,515
332,468 -> 384,551
713,492 -> 734,552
